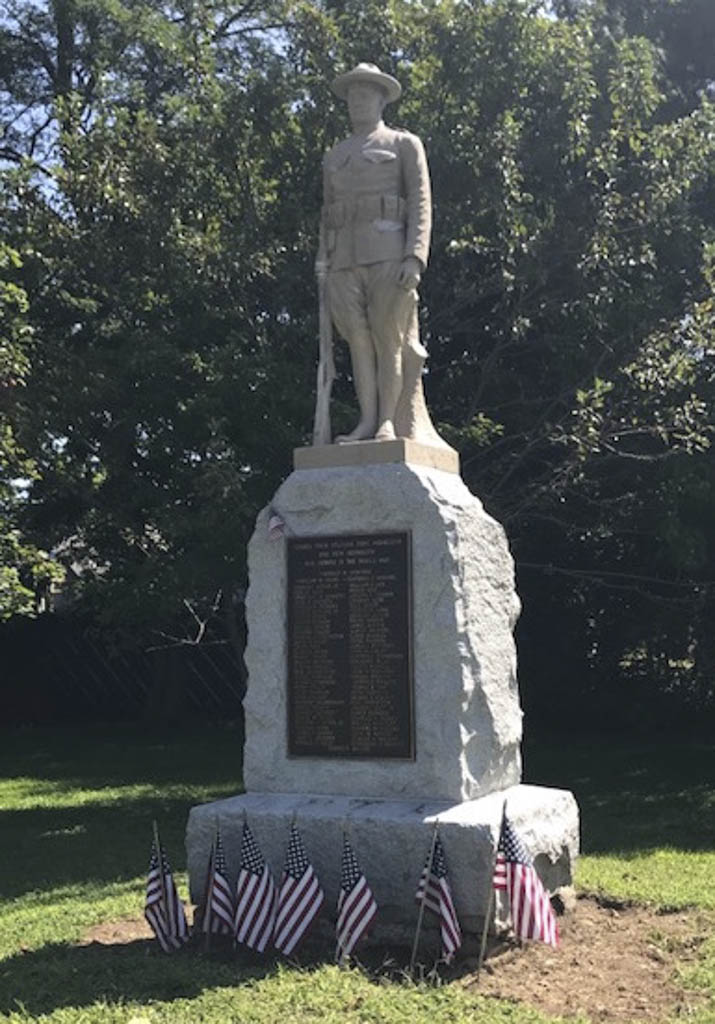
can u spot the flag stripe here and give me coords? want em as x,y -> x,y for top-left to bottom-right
274,824 -> 324,956
235,870 -> 261,923
274,875 -> 301,934
144,836 -> 189,953
338,877 -> 370,936
338,881 -> 377,955
246,881 -> 276,951
275,879 -> 324,953
240,870 -> 269,938
240,886 -> 266,943
437,880 -> 460,953
274,875 -> 324,951
234,823 -> 277,952
201,829 -> 235,935
336,837 -> 377,957
246,875 -> 274,948
246,892 -> 276,954
415,833 -> 462,961
494,816 -> 558,949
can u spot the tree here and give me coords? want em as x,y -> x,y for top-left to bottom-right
551,0 -> 715,114
0,242 -> 64,618
395,1 -> 715,726
1,0 -> 713,727
2,0 -> 311,650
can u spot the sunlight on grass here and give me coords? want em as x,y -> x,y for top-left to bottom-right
0,877 -> 177,959
2,726 -> 714,1024
2,777 -> 235,811
577,849 -> 715,909
677,932 -> 715,995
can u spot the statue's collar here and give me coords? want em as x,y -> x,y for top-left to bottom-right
351,119 -> 386,142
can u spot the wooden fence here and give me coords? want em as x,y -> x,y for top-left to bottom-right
1,614 -> 245,724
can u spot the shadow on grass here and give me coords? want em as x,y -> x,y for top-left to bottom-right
1,796 -> 238,902
1,724 -> 244,901
523,733 -> 715,854
0,932 -> 479,1018
0,937 -> 275,1017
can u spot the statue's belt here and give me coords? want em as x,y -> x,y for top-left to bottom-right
323,194 -> 407,228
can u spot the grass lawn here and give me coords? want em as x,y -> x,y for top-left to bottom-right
0,723 -> 713,1023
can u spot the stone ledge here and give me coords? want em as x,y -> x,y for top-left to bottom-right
294,438 -> 460,474
186,784 -> 579,948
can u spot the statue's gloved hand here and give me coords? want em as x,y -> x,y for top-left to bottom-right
398,256 -> 422,291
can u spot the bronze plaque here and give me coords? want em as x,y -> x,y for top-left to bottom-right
287,532 -> 414,759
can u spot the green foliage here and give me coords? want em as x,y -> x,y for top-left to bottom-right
397,1 -> 714,727
554,0 -> 715,116
0,967 -> 571,1024
0,243 -> 65,618
0,0 -> 714,721
2,0 -> 315,636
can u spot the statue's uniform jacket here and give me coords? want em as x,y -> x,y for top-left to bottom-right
320,123 -> 432,271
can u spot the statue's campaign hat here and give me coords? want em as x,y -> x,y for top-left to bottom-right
331,63 -> 402,103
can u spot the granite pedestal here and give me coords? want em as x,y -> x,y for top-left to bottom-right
187,785 -> 578,952
187,441 -> 579,949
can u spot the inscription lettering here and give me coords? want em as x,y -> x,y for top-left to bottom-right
287,532 -> 414,758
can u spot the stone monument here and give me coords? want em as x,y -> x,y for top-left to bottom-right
186,63 -> 579,953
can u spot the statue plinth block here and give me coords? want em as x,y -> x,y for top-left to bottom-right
294,439 -> 459,474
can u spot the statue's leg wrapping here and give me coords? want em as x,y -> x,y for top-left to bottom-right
366,261 -> 413,439
328,268 -> 378,440
366,263 -> 446,446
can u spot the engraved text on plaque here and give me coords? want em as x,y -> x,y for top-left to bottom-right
287,532 -> 413,759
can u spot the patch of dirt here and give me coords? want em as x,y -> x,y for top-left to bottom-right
463,896 -> 710,1022
81,898 -> 710,1022
81,916 -> 155,945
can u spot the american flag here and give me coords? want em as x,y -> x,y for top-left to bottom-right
493,815 -> 559,947
144,834 -> 189,953
233,821 -> 277,952
415,831 -> 462,962
201,826 -> 234,935
274,823 -> 324,955
336,835 -> 377,958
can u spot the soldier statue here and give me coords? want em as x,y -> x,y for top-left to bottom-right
314,63 -> 447,447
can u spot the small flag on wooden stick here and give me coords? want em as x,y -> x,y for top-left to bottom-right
144,823 -> 189,953
274,822 -> 325,955
493,815 -> 559,948
336,834 -> 377,959
268,509 -> 285,540
201,824 -> 234,936
415,829 -> 462,962
234,820 -> 277,952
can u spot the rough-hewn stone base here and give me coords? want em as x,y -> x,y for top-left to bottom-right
186,784 -> 579,949
244,463 -> 523,802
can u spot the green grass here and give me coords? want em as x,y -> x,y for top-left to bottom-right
0,957 -> 575,1024
523,734 -> 715,909
1,724 -> 713,1024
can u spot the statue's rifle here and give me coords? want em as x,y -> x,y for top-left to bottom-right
312,274 -> 335,446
